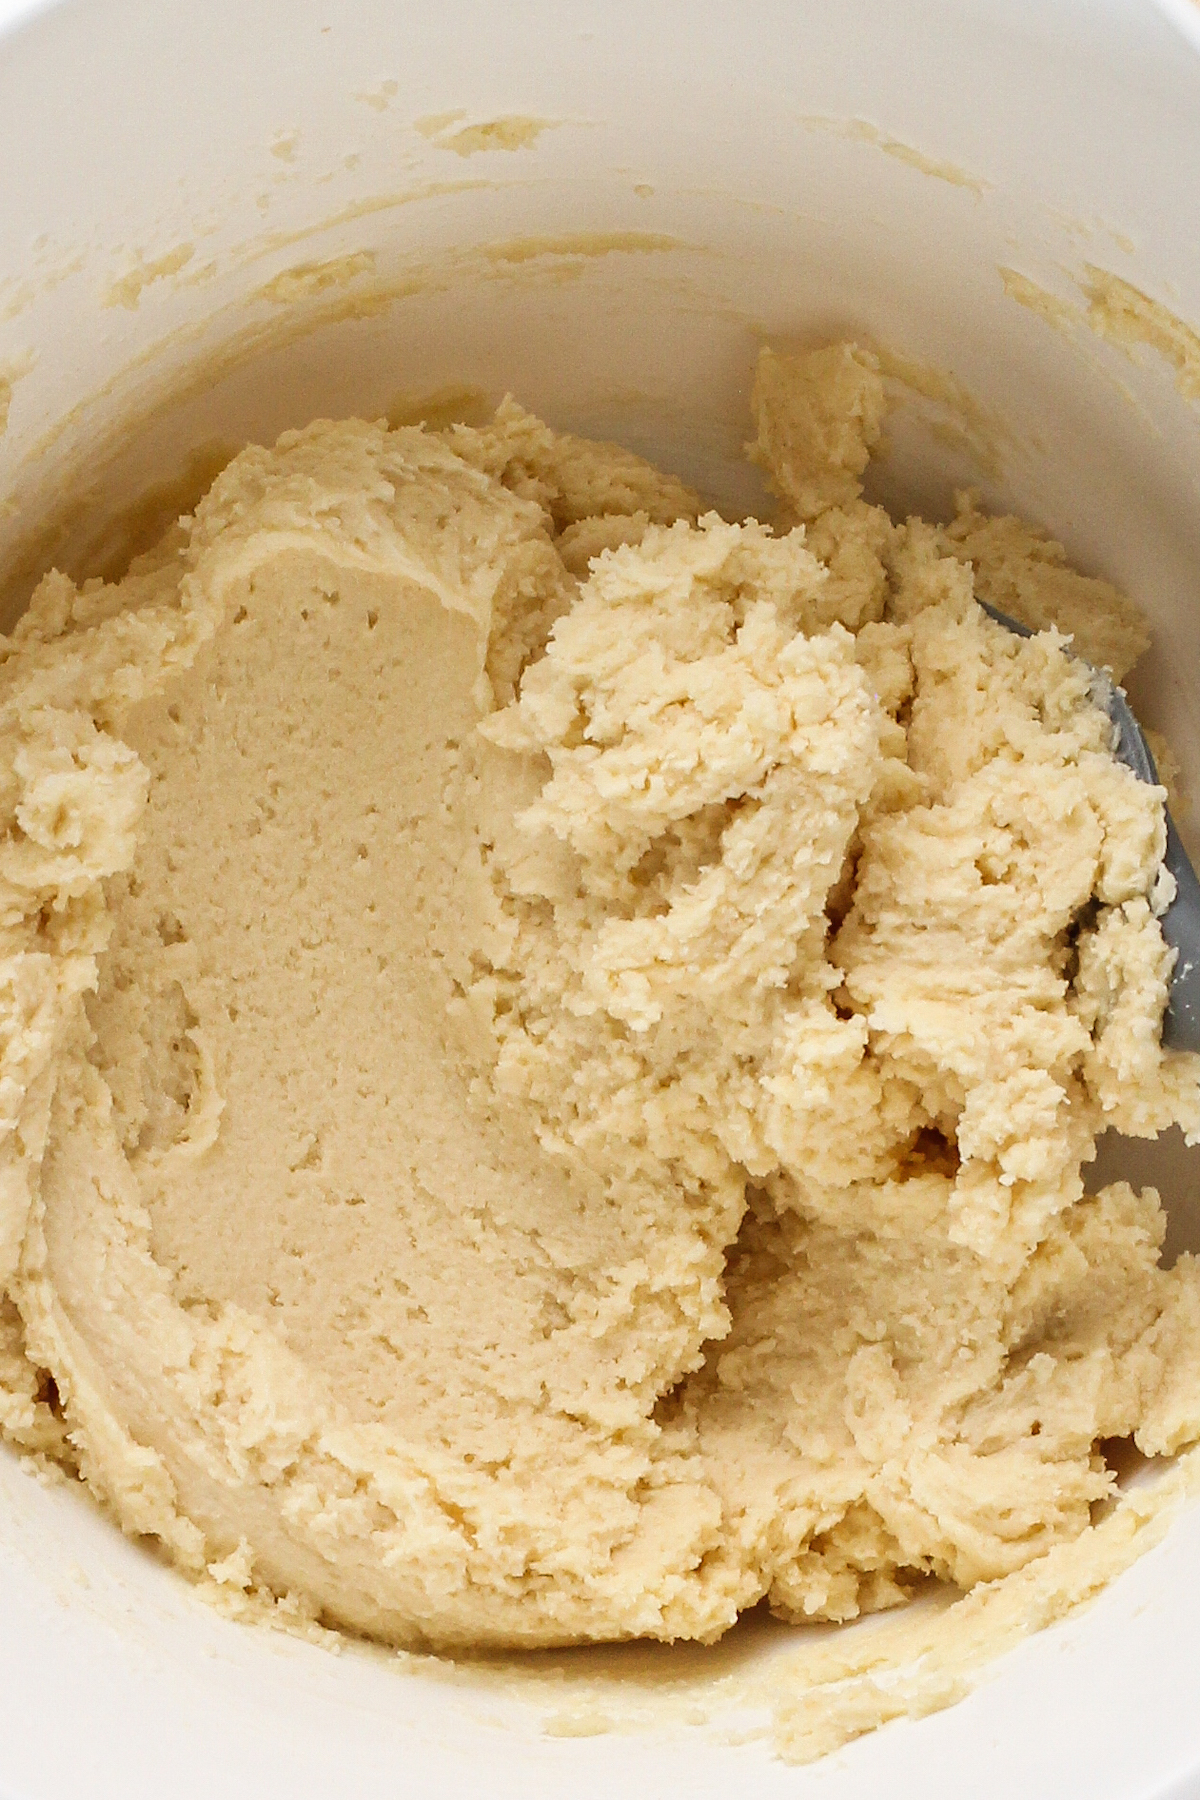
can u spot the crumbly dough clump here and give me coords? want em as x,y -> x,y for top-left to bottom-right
1,349 -> 1198,1691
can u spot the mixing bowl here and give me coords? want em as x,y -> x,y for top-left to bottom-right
1,0 -> 1199,1793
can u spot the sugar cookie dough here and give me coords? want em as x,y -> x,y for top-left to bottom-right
1,345 -> 1198,1731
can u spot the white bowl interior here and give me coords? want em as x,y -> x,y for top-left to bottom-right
2,0 -> 1200,1793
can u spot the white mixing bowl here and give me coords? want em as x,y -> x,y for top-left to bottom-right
1,1 -> 1199,1794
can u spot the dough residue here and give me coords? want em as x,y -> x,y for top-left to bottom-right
1081,265 -> 1200,405
104,245 -> 196,312
999,262 -> 1200,408
799,117 -> 988,195
257,252 -> 378,306
0,352 -> 35,438
1,342 -> 1198,1756
415,113 -> 558,157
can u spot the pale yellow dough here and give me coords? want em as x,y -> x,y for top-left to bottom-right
2,345 -> 1199,1738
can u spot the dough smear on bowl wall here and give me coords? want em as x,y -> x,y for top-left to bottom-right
0,343 -> 1198,1749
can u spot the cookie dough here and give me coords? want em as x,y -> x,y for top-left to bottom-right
1,346 -> 1198,1686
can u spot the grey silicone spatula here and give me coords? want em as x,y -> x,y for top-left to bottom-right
980,601 -> 1200,1052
